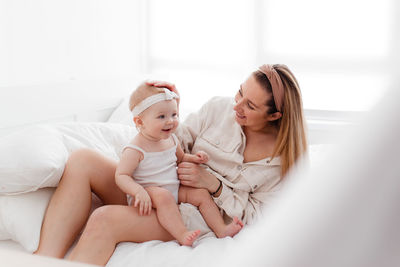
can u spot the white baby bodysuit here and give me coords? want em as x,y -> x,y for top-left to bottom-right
124,134 -> 180,202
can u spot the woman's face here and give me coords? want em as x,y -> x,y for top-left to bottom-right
233,74 -> 274,131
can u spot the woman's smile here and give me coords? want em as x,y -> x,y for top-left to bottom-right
235,112 -> 246,120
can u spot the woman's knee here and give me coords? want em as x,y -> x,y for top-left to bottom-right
83,206 -> 118,241
58,149 -> 95,186
64,149 -> 114,180
67,148 -> 101,169
64,149 -> 94,175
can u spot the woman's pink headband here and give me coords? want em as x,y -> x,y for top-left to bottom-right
258,64 -> 284,112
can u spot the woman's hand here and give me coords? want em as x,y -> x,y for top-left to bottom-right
132,186 -> 152,216
146,80 -> 180,106
177,162 -> 219,193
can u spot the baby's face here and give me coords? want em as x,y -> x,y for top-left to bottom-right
140,99 -> 179,140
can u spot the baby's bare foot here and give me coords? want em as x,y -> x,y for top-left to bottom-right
216,216 -> 244,238
179,230 -> 201,246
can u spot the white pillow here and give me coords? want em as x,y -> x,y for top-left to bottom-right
0,122 -> 137,195
107,97 -> 134,126
0,126 -> 68,195
0,188 -> 55,252
54,122 -> 137,161
0,188 -> 105,252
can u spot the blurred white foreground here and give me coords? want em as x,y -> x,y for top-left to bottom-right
228,83 -> 400,267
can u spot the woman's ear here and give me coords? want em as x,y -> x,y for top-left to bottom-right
268,112 -> 282,121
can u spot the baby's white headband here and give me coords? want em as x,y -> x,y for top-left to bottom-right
131,88 -> 179,117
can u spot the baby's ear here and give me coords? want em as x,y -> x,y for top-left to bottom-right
133,116 -> 143,127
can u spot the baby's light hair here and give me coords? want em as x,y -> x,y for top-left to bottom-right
129,82 -> 166,112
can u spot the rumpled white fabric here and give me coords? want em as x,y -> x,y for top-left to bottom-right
108,233 -> 238,267
0,122 -> 137,251
108,202 -> 233,267
104,145 -> 330,267
0,116 -> 330,265
6,89 -> 399,267
0,188 -> 55,251
0,122 -> 137,195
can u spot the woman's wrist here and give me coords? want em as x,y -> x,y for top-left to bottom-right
210,180 -> 222,197
205,171 -> 222,197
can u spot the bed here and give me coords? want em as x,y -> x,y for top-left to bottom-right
1,80 -> 398,267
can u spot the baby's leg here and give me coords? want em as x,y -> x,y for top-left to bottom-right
178,186 -> 243,238
146,186 -> 200,246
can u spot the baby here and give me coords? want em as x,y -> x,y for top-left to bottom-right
115,82 -> 243,246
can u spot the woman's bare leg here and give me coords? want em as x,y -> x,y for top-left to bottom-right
34,149 -> 127,258
67,205 -> 174,266
179,186 -> 243,238
146,186 -> 200,246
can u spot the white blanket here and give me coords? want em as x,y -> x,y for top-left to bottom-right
0,120 -> 333,266
4,95 -> 400,267
109,234 -> 237,267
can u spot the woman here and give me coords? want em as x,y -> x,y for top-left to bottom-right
34,64 -> 308,265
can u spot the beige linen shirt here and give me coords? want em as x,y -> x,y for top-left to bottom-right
176,97 -> 281,225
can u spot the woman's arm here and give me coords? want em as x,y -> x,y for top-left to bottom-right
211,171 -> 281,225
177,163 -> 248,220
177,162 -> 223,196
178,162 -> 280,224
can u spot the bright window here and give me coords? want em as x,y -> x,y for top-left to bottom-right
146,0 -> 396,113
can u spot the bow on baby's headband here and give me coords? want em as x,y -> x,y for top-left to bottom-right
258,64 -> 285,113
131,88 -> 179,117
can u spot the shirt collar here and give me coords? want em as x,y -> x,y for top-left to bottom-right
245,156 -> 281,166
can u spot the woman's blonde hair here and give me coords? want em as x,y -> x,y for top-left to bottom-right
254,64 -> 308,177
129,82 -> 166,112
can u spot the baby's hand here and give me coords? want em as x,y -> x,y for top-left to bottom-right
132,186 -> 152,216
194,151 -> 209,164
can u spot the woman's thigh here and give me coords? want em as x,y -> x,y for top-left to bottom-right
65,148 -> 127,205
89,204 -> 174,243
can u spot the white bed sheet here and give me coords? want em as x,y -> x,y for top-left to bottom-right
108,233 -> 239,267
0,239 -> 24,252
0,233 -> 239,267
0,95 -> 336,266
0,143 -> 330,267
0,205 -> 244,267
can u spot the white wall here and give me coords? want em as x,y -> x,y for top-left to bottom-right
146,0 -> 399,113
2,0 -> 398,144
0,0 -> 146,129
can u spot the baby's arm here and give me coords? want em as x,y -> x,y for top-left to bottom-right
176,144 -> 209,164
115,148 -> 152,215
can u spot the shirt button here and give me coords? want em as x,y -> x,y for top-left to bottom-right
215,140 -> 220,145
237,165 -> 242,170
217,200 -> 223,205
